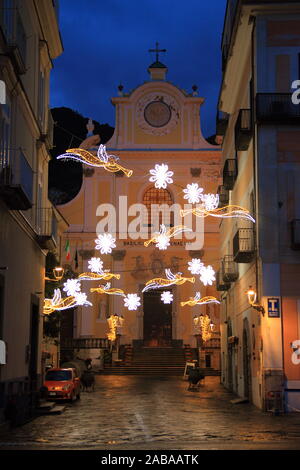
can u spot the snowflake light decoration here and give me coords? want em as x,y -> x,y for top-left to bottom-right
95,233 -> 116,254
63,279 -> 81,297
156,233 -> 171,250
202,193 -> 220,211
149,163 -> 173,189
199,265 -> 216,286
183,183 -> 204,204
188,258 -> 204,275
161,291 -> 173,304
74,292 -> 90,306
124,293 -> 141,311
88,257 -> 104,273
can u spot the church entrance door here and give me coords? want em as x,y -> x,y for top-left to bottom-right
143,290 -> 172,347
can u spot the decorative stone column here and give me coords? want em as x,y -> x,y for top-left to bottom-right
110,249 -> 126,317
79,255 -> 96,338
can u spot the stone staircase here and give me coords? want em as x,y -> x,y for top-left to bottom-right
102,346 -> 187,376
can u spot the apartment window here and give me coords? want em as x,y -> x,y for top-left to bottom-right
0,93 -> 11,171
0,0 -> 14,43
142,186 -> 174,231
38,70 -> 45,128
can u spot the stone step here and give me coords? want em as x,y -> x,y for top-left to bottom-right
35,402 -> 66,415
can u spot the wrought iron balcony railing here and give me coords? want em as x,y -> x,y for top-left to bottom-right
217,185 -> 229,208
235,109 -> 252,151
0,150 -> 33,210
256,93 -> 300,124
216,111 -> 230,136
216,270 -> 230,292
222,255 -> 239,282
291,219 -> 300,250
0,5 -> 27,74
233,228 -> 255,263
36,208 -> 58,250
222,158 -> 238,190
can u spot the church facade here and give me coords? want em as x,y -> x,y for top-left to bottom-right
59,58 -> 222,365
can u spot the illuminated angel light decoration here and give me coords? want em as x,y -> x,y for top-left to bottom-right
90,282 -> 125,297
183,183 -> 204,204
43,288 -> 92,315
95,233 -> 116,255
57,144 -> 133,177
193,314 -> 213,342
142,269 -> 195,293
107,314 -> 125,342
149,163 -> 173,189
180,205 -> 255,223
181,292 -> 220,307
161,291 -> 173,304
144,224 -> 192,250
123,293 -> 141,311
78,257 -> 120,282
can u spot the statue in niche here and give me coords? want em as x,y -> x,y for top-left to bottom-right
171,256 -> 182,273
131,256 -> 148,281
150,248 -> 165,275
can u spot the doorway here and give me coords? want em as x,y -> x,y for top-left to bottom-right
243,319 -> 252,400
143,290 -> 172,347
29,296 -> 40,386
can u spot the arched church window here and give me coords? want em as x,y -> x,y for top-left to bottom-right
142,186 -> 174,233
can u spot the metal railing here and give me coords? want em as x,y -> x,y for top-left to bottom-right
222,255 -> 239,282
216,270 -> 230,292
0,4 -> 27,74
256,93 -> 300,123
223,158 -> 238,190
36,208 -> 58,242
216,111 -> 229,136
235,109 -> 252,151
233,228 -> 255,263
217,185 -> 229,207
0,149 -> 33,209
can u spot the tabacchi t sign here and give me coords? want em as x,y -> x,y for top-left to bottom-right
0,80 -> 6,105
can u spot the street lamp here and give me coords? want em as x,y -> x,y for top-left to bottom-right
45,266 -> 65,282
246,286 -> 265,315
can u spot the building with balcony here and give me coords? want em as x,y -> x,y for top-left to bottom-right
0,0 -> 63,425
217,0 -> 300,412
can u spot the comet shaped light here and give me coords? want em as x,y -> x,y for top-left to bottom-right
57,144 -> 133,177
142,269 -> 195,293
180,291 -> 220,307
144,224 -> 192,250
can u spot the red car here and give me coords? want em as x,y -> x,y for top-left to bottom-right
43,368 -> 81,402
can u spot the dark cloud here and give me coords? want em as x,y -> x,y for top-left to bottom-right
51,0 -> 227,137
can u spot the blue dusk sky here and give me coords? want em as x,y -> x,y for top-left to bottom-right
50,0 -> 227,138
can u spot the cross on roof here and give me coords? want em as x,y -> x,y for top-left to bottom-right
149,42 -> 166,63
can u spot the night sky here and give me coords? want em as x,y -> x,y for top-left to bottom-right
50,0 -> 227,139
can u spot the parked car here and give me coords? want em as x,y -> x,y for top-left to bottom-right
43,368 -> 81,402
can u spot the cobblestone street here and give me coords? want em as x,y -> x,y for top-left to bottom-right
0,376 -> 300,450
